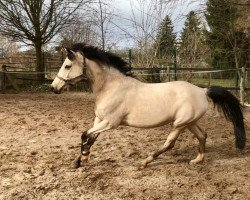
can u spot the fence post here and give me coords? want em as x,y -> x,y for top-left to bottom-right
208,73 -> 211,87
1,65 -> 19,91
167,66 -> 170,82
240,66 -> 246,104
128,49 -> 132,68
2,65 -> 7,90
173,47 -> 177,81
42,52 -> 45,74
61,51 -> 64,64
235,70 -> 239,93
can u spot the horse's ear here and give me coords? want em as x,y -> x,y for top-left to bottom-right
61,47 -> 67,53
65,48 -> 76,60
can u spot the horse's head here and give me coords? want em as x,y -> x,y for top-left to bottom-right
51,48 -> 86,94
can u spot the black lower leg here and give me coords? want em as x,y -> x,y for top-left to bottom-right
73,131 -> 99,168
81,131 -> 98,155
152,141 -> 175,158
73,154 -> 82,168
73,131 -> 88,168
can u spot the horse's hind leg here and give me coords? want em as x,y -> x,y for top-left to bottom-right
188,123 -> 207,164
139,126 -> 184,169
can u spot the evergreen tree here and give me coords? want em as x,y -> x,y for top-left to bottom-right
155,15 -> 176,59
205,0 -> 239,68
232,0 -> 250,70
179,11 -> 206,67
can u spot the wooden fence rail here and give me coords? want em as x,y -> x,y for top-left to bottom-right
0,64 -> 249,102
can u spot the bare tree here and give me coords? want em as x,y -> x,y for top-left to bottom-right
59,17 -> 97,47
127,0 -> 177,67
90,0 -> 116,50
0,0 -> 91,78
111,0 -> 188,67
0,34 -> 18,56
56,0 -> 122,51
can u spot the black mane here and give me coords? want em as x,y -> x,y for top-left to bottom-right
70,43 -> 132,75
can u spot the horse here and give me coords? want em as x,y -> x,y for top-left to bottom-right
51,43 -> 246,169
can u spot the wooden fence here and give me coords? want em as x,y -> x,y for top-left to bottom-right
133,67 -> 249,89
0,53 -> 63,72
0,55 -> 249,102
0,54 -> 62,91
1,65 -> 249,89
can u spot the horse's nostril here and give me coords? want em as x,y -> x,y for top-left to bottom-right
51,86 -> 54,92
52,88 -> 61,94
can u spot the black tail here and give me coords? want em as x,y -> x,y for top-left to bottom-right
206,86 -> 246,149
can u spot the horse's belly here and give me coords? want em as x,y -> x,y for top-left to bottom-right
122,87 -> 175,128
122,111 -> 173,128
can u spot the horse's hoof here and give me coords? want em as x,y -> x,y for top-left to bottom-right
137,166 -> 145,170
73,157 -> 81,168
137,163 -> 147,170
189,160 -> 195,165
81,150 -> 90,156
189,159 -> 203,165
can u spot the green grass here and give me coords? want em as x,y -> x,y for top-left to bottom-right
190,77 -> 236,87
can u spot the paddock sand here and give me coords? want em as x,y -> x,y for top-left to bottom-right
0,92 -> 249,200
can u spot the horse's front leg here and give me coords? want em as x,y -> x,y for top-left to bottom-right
73,118 -> 111,168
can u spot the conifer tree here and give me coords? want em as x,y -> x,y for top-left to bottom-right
155,15 -> 176,59
179,11 -> 206,67
205,0 -> 239,68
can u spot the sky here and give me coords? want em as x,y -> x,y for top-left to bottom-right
17,0 -> 204,51
115,0 -> 202,31
106,0 -> 204,49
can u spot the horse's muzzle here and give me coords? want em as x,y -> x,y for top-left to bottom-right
51,86 -> 62,94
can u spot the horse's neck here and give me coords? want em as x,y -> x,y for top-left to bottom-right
86,60 -> 125,96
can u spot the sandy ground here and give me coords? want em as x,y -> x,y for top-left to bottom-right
0,92 -> 249,200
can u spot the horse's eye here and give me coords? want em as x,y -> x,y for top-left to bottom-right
65,65 -> 71,69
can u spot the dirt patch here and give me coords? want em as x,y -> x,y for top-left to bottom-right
0,92 -> 249,200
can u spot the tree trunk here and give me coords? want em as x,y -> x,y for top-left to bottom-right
99,0 -> 105,50
35,43 -> 45,81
